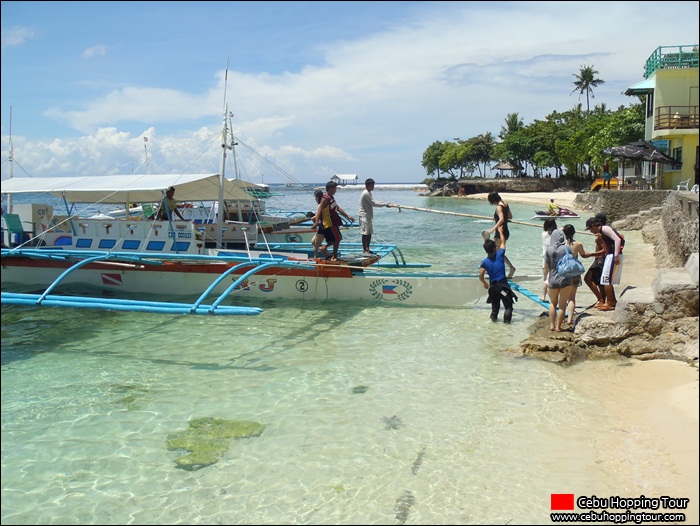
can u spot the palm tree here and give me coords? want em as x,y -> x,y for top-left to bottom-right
571,65 -> 605,112
499,113 -> 524,139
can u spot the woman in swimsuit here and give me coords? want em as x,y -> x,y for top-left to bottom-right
486,191 -> 512,248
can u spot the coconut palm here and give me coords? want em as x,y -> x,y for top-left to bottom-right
499,113 -> 524,139
571,65 -> 605,112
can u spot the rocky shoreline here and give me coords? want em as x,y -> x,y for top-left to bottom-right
511,191 -> 699,366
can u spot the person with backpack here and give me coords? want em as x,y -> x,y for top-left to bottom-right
544,229 -> 574,332
562,224 -> 586,326
585,216 -> 624,311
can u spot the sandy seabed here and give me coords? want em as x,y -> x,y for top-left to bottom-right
467,191 -> 699,521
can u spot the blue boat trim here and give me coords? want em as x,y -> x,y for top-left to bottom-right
1,292 -> 262,316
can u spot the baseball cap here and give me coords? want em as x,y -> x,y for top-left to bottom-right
585,217 -> 595,230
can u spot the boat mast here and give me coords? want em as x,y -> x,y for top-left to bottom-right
229,113 -> 244,222
144,136 -> 150,174
7,106 -> 13,213
216,59 -> 231,248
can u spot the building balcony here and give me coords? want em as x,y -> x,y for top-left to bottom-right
654,105 -> 699,132
644,44 -> 699,78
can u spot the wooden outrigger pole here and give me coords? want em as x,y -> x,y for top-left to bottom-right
392,204 -> 543,228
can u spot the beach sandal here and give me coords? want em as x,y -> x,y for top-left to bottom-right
597,304 -> 615,311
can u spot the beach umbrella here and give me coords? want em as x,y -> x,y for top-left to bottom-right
602,140 -> 682,168
602,140 -> 682,188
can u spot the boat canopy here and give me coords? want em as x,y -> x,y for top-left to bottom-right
1,173 -> 256,204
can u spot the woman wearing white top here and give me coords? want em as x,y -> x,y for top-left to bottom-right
540,218 -> 557,301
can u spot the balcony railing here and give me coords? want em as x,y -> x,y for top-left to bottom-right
654,105 -> 700,130
644,44 -> 699,78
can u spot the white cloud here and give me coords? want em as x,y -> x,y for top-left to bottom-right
1,26 -> 35,48
82,45 -> 107,58
1,2 -> 698,183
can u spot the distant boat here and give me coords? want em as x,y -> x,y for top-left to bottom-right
531,207 -> 580,220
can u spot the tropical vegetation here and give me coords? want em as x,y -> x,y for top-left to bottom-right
422,65 -> 645,183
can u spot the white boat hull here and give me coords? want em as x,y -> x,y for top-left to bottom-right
1,254 -> 486,308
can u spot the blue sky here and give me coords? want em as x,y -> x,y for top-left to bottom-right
1,1 -> 698,185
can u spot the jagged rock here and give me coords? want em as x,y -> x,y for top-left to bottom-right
517,192 -> 699,366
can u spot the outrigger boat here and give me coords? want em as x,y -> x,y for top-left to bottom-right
1,175 -> 542,315
0,171 -> 501,314
1,106 -> 538,315
0,244 -> 509,312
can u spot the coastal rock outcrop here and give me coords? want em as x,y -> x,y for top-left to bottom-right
516,192 -> 699,366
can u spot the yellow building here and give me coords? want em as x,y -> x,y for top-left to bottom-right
625,44 -> 699,190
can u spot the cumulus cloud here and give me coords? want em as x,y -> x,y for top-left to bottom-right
1,26 -> 35,48
82,45 -> 107,58
1,2 -> 698,183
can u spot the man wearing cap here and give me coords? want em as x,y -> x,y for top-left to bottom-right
316,181 -> 354,261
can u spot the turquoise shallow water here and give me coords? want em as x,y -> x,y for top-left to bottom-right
2,189 -> 625,524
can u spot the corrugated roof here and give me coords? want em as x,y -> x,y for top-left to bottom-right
625,78 -> 655,96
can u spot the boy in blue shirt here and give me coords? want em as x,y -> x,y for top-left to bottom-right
479,232 -> 517,323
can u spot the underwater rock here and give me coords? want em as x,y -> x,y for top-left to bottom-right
411,446 -> 426,475
166,417 -> 264,471
394,490 -> 415,524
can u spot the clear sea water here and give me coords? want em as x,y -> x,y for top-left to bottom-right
1,187 -> 644,524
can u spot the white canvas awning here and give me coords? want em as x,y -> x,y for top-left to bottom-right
1,173 -> 256,204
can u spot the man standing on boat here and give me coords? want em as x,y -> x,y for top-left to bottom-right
317,181 -> 354,261
358,178 -> 392,254
157,186 -> 187,221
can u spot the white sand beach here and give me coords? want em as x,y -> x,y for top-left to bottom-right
468,190 -> 699,521
462,191 -> 582,209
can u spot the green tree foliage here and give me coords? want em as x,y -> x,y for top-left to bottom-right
421,66 -> 646,180
467,133 -> 497,177
421,141 -> 445,177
